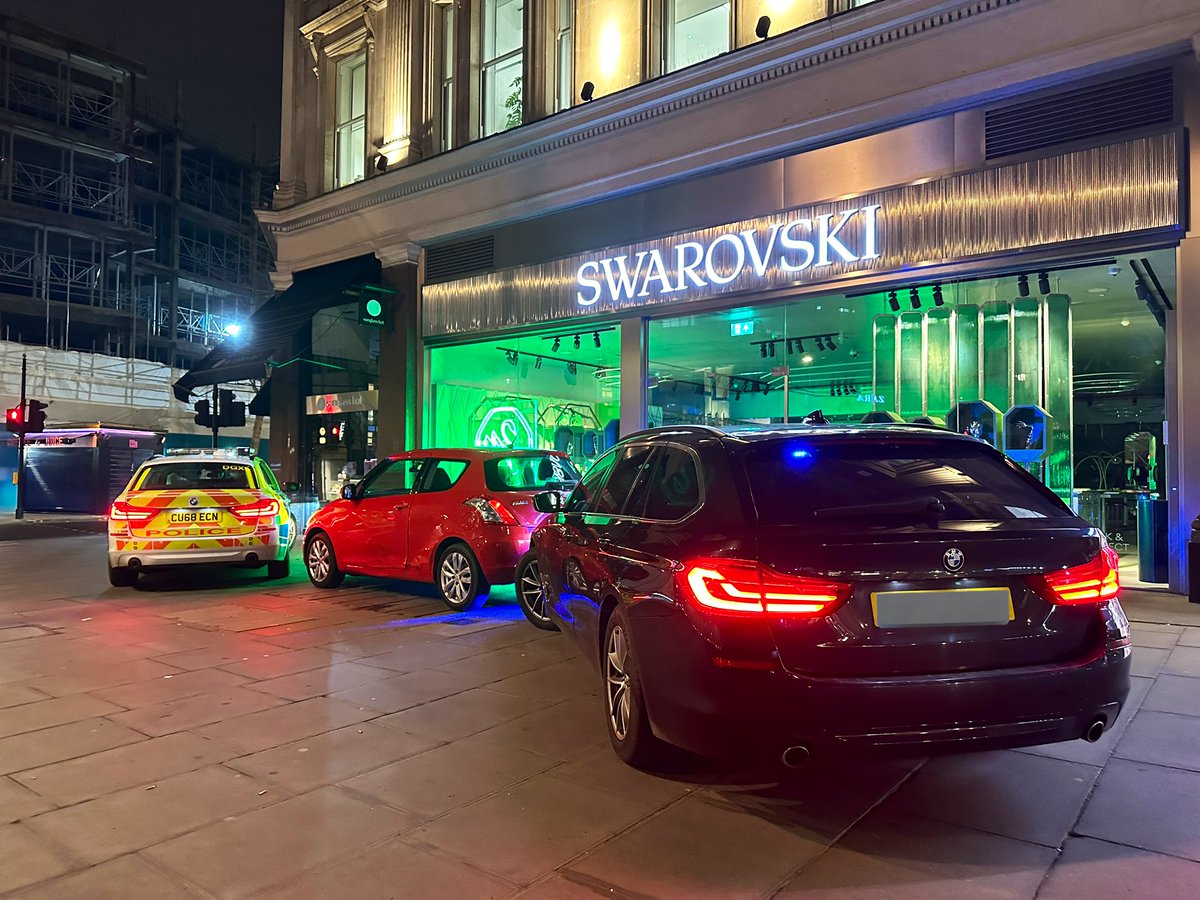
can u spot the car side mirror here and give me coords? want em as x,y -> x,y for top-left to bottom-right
282,481 -> 300,493
533,491 -> 563,513
341,483 -> 359,501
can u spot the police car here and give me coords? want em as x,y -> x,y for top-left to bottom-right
107,448 -> 295,586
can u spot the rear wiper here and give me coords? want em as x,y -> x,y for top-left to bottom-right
813,497 -> 947,521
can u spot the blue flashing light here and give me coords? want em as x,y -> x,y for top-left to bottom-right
791,449 -> 812,459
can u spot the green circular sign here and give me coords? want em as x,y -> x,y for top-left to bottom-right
365,298 -> 383,317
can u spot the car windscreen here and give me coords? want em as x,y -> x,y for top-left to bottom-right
484,454 -> 581,493
741,438 -> 1072,527
135,463 -> 255,491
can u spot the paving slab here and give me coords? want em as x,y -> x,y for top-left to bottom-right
8,853 -> 202,900
0,718 -> 145,776
1075,757 -> 1200,862
0,822 -> 74,893
195,695 -> 377,754
1039,836 -> 1200,899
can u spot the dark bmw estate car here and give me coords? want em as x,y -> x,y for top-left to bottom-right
524,425 -> 1132,768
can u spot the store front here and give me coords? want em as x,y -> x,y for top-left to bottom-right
421,130 -> 1182,578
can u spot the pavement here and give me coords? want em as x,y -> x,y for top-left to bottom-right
1,519 -> 1199,898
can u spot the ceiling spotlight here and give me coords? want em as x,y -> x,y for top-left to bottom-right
786,338 -> 794,354
768,342 -> 776,357
761,384 -> 770,396
1017,274 -> 1031,298
888,291 -> 900,312
909,287 -> 921,310
505,350 -> 519,366
593,332 -> 601,348
574,334 -> 581,350
755,15 -> 771,39
534,356 -> 542,369
1038,272 -> 1051,295
932,284 -> 944,307
815,336 -> 826,352
552,336 -> 561,352
566,362 -> 577,375
830,385 -> 836,397
734,391 -> 742,401
759,343 -> 768,359
825,336 -> 837,351
794,338 -> 804,353
580,81 -> 595,102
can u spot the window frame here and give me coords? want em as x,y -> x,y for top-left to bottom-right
555,0 -> 572,111
419,458 -> 471,493
333,50 -> 368,188
663,0 -> 732,75
480,0 -> 525,137
360,457 -> 427,498
634,443 -> 705,522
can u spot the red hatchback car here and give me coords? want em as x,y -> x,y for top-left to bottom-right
303,449 -> 580,610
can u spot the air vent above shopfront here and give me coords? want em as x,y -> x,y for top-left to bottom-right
425,234 -> 496,284
984,68 -> 1175,161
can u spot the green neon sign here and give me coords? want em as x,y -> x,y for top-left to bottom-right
474,406 -> 535,449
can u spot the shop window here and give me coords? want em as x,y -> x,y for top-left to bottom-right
428,327 -> 621,474
334,52 -> 367,187
482,0 -> 524,136
556,0 -> 573,111
665,0 -> 730,73
440,3 -> 456,151
422,459 -> 469,492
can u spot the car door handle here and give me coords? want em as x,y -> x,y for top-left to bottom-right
388,502 -> 409,517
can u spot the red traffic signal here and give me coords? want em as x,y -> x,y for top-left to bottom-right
26,400 -> 47,434
5,405 -> 22,434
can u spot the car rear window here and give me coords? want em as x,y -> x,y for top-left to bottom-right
136,463 -> 255,491
741,438 -> 1072,527
485,454 -> 580,493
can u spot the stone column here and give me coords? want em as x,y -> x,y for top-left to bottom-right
268,329 -> 305,488
1166,50 -> 1200,594
375,243 -> 422,455
373,0 -> 423,169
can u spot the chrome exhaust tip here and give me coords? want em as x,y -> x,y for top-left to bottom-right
128,558 -> 141,569
245,552 -> 259,564
781,745 -> 811,768
1084,717 -> 1106,743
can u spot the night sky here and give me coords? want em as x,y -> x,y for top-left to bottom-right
4,0 -> 284,161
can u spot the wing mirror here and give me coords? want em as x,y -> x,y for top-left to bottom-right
282,481 -> 300,493
340,482 -> 360,501
533,490 -> 563,513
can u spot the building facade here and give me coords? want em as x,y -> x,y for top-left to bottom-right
253,0 -> 1200,591
0,15 -> 274,435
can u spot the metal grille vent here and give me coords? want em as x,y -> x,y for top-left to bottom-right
985,68 -> 1175,161
425,235 -> 496,284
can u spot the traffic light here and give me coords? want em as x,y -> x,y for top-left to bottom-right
26,399 -> 47,434
217,389 -> 246,427
5,405 -> 22,434
194,399 -> 212,427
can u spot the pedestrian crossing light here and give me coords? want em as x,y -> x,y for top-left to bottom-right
5,405 -> 22,434
26,399 -> 47,434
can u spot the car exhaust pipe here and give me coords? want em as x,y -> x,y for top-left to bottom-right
1083,717 -> 1107,743
245,552 -> 258,564
781,745 -> 811,768
128,558 -> 141,569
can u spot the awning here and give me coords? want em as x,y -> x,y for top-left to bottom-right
173,254 -> 382,402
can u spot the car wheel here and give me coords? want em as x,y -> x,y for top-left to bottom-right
107,564 -> 137,587
516,553 -> 559,631
267,557 -> 290,579
436,542 -> 489,611
305,532 -> 344,588
603,605 -> 666,768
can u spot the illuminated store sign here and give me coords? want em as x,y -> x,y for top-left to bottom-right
576,205 -> 881,307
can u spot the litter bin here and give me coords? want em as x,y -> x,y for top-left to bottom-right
1191,515 -> 1200,604
1136,496 -> 1168,584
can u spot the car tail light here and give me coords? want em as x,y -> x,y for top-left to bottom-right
230,498 -> 280,521
109,500 -> 156,523
679,558 -> 851,617
1030,547 -> 1121,605
465,497 -> 520,526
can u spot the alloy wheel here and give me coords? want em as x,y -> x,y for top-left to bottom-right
307,539 -> 330,582
519,559 -> 547,620
606,623 -> 632,742
440,550 -> 473,605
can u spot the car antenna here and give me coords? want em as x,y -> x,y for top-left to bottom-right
802,409 -> 830,425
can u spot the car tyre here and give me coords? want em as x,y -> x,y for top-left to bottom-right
267,556 -> 290,579
305,532 -> 344,588
435,542 -> 489,611
107,564 -> 137,587
603,605 -> 667,768
516,552 -> 559,631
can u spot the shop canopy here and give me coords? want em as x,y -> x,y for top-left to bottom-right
173,254 -> 382,402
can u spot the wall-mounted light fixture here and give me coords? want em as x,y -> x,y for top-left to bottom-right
755,15 -> 771,39
580,81 -> 595,102
374,153 -> 388,174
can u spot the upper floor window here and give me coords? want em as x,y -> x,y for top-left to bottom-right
335,52 -> 367,187
665,0 -> 730,73
482,0 -> 524,136
556,0 -> 572,111
440,4 -> 456,151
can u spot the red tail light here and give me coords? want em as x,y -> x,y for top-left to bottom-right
230,498 -> 280,521
679,558 -> 851,617
109,500 -> 156,523
1031,547 -> 1121,605
465,497 -> 521,526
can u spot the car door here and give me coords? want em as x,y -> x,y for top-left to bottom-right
555,444 -> 658,647
403,457 -> 471,577
339,457 -> 426,573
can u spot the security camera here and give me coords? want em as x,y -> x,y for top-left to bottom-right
1107,265 -> 1122,277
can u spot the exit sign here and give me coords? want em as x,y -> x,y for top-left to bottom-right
730,321 -> 755,337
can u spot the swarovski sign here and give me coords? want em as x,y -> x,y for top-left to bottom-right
576,205 -> 881,307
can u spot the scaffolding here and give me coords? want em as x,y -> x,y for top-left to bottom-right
0,16 -> 276,367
